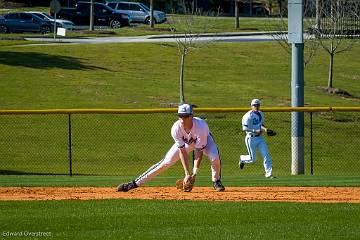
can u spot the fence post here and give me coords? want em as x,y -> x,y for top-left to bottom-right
68,114 -> 73,176
310,112 -> 313,175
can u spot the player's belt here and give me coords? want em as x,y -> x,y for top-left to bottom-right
248,134 -> 261,137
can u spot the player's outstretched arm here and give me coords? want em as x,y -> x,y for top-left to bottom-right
179,147 -> 191,183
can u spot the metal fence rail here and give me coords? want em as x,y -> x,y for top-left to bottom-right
0,107 -> 359,178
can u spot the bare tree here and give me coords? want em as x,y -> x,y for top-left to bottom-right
264,0 -> 320,67
265,0 -> 275,16
308,0 -> 360,88
167,4 -> 220,104
315,0 -> 321,30
278,0 -> 285,15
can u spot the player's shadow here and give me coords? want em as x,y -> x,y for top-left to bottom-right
0,51 -> 113,71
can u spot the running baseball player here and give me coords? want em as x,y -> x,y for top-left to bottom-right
117,103 -> 225,192
239,99 -> 276,178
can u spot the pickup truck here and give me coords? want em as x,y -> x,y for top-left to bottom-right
54,1 -> 130,28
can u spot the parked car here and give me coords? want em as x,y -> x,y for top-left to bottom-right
54,1 -> 130,28
106,1 -> 166,24
28,11 -> 75,30
0,12 -> 54,34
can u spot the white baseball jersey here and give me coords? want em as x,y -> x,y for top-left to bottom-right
171,117 -> 209,150
242,110 -> 265,133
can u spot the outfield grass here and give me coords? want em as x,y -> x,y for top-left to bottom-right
0,41 -> 360,181
0,199 -> 359,239
0,112 -> 359,180
1,42 -> 360,109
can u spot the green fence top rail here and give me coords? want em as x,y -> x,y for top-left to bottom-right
0,107 -> 360,115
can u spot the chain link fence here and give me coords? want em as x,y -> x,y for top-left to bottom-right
0,108 -> 359,179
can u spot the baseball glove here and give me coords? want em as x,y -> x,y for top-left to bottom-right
266,129 -> 277,136
175,176 -> 196,192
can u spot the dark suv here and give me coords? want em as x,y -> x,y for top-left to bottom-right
56,1 -> 130,28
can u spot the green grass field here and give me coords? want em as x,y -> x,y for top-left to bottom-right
1,199 -> 359,240
0,13 -> 360,240
0,39 -> 359,181
1,41 -> 360,108
1,175 -> 360,187
0,35 -> 360,180
0,112 -> 359,179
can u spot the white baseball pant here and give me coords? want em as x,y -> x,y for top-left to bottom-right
240,135 -> 273,177
135,134 -> 222,186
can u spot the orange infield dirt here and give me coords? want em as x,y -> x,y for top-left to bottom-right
0,187 -> 360,203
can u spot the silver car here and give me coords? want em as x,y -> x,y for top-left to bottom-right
28,11 -> 75,30
106,1 -> 166,24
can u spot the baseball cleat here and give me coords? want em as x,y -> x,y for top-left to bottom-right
239,162 -> 245,170
266,175 -> 276,179
212,180 -> 225,192
117,180 -> 138,192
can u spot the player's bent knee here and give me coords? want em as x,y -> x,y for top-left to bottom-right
209,158 -> 221,165
157,163 -> 171,171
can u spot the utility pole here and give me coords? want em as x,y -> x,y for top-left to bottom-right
288,0 -> 304,175
150,0 -> 154,28
90,0 -> 94,31
235,0 -> 239,28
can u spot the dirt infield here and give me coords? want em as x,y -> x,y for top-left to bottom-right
0,186 -> 360,203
